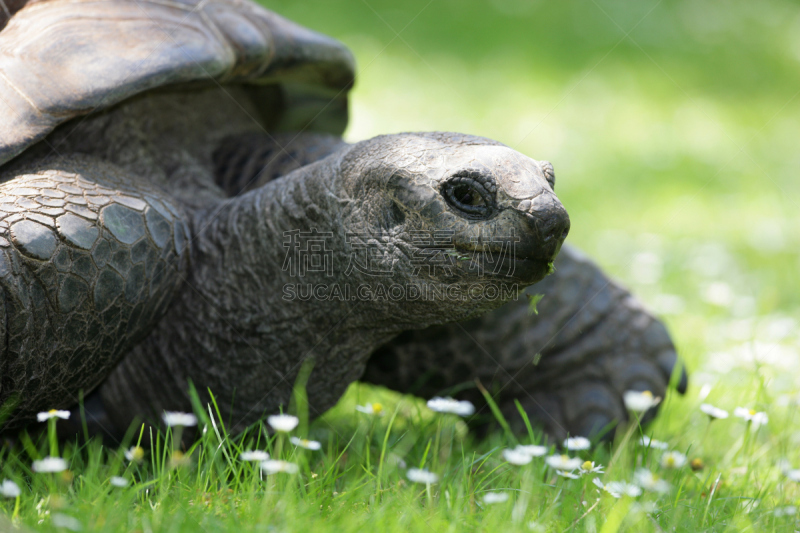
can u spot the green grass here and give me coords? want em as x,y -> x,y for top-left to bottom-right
2,380 -> 799,532
3,0 -> 800,530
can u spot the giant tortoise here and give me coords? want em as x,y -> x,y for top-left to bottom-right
0,0 -> 684,441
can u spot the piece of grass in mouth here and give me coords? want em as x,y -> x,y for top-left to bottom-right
526,293 -> 545,315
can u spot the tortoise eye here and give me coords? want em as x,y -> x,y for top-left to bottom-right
441,174 -> 495,219
453,184 -> 484,207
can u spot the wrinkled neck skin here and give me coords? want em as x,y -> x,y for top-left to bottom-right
189,151 -> 407,359
109,146 -> 520,432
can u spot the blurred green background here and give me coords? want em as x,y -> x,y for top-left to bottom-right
262,0 -> 800,405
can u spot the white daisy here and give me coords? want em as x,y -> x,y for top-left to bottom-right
660,451 -> 687,469
37,410 -> 70,422
290,437 -> 322,450
406,468 -> 439,484
240,450 -> 270,462
604,481 -> 643,498
733,407 -> 768,428
639,435 -> 669,450
260,460 -> 299,475
623,390 -> 661,412
776,458 -> 793,473
124,446 -> 145,463
162,411 -> 197,427
556,470 -> 580,479
109,476 -> 129,487
703,282 -> 734,307
579,461 -> 604,475
527,521 -> 545,532
267,414 -> 299,433
32,456 -> 68,473
698,383 -> 712,401
51,514 -> 82,531
503,448 -> 533,465
700,404 -> 729,419
482,491 -> 509,504
355,402 -> 385,416
563,437 -> 591,450
545,454 -> 582,471
426,397 -> 475,417
774,506 -> 797,517
784,469 -> 800,482
515,444 -> 547,457
0,480 -> 20,498
633,468 -> 671,493
631,502 -> 658,513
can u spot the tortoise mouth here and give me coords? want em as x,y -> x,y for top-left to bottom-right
447,246 -> 554,285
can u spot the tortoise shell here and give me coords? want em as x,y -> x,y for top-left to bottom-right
0,0 -> 355,166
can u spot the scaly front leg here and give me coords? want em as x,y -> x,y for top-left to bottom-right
0,154 -> 189,432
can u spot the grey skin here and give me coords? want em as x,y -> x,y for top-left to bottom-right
0,86 -> 568,435
219,133 -> 688,441
0,0 -> 683,441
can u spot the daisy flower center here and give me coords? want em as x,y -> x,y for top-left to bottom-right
582,461 -> 593,470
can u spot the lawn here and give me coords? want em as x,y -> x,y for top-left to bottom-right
2,0 -> 800,531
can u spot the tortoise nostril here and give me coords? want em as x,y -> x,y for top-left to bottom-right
518,193 -> 569,244
517,194 -> 569,261
539,210 -> 570,244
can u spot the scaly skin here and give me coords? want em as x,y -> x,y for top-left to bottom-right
2,87 -> 568,436
0,155 -> 189,428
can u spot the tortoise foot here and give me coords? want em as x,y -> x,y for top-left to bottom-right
365,244 -> 688,443
507,347 -> 687,443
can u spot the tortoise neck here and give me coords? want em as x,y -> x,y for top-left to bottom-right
187,151 -> 404,358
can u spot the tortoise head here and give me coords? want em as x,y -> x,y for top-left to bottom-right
337,132 -> 570,289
